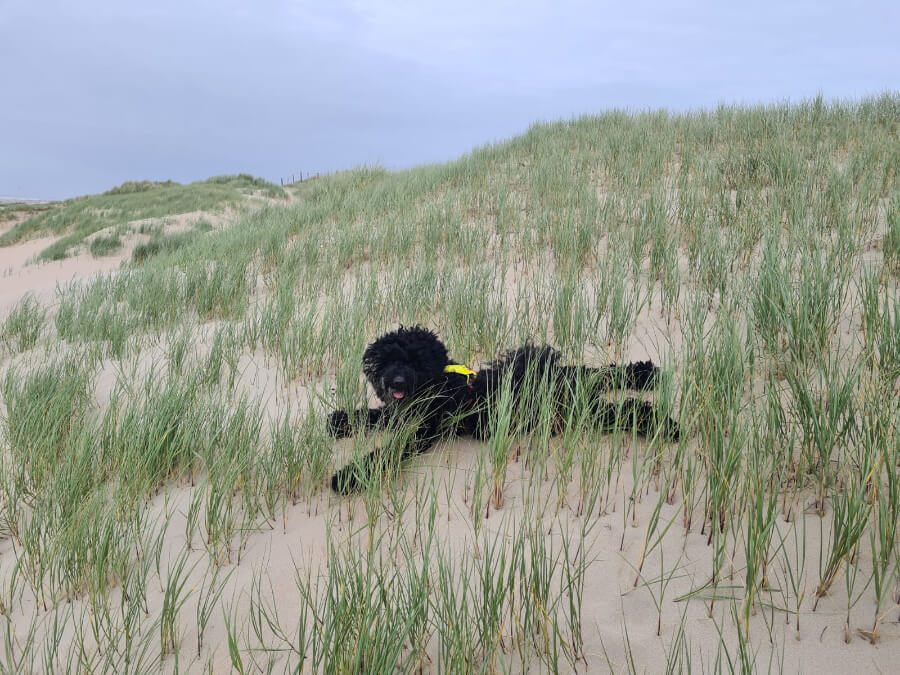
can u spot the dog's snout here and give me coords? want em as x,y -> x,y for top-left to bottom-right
392,375 -> 406,386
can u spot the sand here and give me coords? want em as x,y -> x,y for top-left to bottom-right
1,215 -> 898,674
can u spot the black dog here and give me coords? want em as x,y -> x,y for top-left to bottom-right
329,326 -> 679,493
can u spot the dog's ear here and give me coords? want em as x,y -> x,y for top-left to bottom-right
362,339 -> 389,380
410,327 -> 449,373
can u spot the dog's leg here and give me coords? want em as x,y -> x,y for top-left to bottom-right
331,448 -> 388,494
327,407 -> 385,438
593,398 -> 680,440
330,421 -> 440,494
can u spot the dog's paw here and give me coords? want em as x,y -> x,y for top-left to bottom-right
629,361 -> 660,390
331,463 -> 362,494
327,410 -> 352,438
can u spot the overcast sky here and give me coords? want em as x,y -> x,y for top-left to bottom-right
2,1 -> 898,200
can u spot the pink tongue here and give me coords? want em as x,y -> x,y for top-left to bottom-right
392,391 -> 405,399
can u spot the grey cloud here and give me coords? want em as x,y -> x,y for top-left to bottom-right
1,0 -> 898,200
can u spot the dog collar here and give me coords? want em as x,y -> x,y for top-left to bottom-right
444,364 -> 477,384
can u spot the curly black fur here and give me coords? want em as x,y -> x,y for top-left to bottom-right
329,325 -> 679,493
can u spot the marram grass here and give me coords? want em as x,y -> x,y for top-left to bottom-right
0,93 -> 899,672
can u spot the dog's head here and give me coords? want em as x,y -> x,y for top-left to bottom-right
362,326 -> 449,404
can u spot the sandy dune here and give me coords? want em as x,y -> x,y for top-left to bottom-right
1,177 -> 898,672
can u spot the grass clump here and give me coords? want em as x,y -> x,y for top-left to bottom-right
132,220 -> 212,263
1,293 -> 45,353
88,231 -> 123,257
103,180 -> 178,195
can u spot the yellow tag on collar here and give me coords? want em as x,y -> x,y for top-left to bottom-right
444,364 -> 477,384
